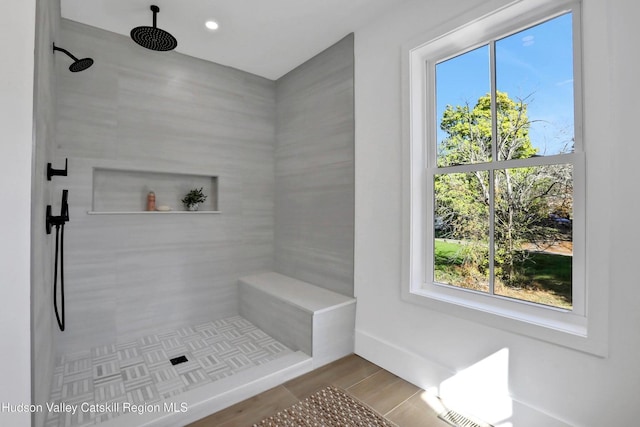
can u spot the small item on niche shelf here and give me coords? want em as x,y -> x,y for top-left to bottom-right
147,191 -> 156,211
156,205 -> 171,212
182,187 -> 207,211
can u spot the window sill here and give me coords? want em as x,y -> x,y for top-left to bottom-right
401,283 -> 606,357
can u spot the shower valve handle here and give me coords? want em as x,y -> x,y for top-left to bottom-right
46,190 -> 69,235
47,158 -> 68,181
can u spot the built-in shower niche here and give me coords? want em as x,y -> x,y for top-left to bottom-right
89,167 -> 219,214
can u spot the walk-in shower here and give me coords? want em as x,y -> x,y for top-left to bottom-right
40,10 -> 355,427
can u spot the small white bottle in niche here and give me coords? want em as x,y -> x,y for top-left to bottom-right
147,191 -> 156,211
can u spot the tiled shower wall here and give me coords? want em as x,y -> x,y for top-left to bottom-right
275,35 -> 355,296
33,0 -> 60,425
55,19 -> 277,354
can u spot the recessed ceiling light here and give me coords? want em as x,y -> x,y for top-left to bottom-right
205,20 -> 219,31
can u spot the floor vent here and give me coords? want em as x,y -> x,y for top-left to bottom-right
169,355 -> 188,365
438,409 -> 494,427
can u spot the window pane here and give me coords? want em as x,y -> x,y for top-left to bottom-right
434,172 -> 490,292
436,46 -> 491,167
493,165 -> 573,309
495,13 -> 574,159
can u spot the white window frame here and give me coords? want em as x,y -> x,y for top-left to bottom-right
401,0 -> 607,356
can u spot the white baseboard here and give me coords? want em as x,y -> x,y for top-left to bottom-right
355,329 -> 454,388
355,330 -> 571,427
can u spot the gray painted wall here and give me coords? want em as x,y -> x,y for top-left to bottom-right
55,19 -> 276,353
32,0 -> 60,425
274,34 -> 355,297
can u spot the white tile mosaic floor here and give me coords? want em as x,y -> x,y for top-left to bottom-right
45,315 -> 293,427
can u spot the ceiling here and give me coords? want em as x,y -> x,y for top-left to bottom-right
61,0 -> 405,80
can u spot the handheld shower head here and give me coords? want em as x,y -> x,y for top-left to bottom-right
130,5 -> 178,52
53,44 -> 94,72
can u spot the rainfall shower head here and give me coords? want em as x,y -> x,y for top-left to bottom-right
130,5 -> 178,52
52,44 -> 94,72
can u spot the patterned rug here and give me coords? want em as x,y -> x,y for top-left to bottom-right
253,385 -> 397,426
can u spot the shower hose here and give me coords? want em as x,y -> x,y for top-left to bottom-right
53,221 -> 65,331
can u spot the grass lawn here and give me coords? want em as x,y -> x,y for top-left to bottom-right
434,239 -> 572,309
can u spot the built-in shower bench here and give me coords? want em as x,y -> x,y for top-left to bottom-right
239,272 -> 356,368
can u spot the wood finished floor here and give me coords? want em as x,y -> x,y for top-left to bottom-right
188,354 -> 450,427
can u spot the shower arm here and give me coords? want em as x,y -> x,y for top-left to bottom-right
152,5 -> 159,28
52,44 -> 79,62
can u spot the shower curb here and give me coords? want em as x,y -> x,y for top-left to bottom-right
94,351 -> 312,427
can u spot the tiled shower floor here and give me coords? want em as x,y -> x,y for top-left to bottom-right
45,315 -> 293,427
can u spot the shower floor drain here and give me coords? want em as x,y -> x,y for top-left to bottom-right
169,355 -> 188,365
438,409 -> 493,427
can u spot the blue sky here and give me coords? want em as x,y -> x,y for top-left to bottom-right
435,13 -> 574,155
